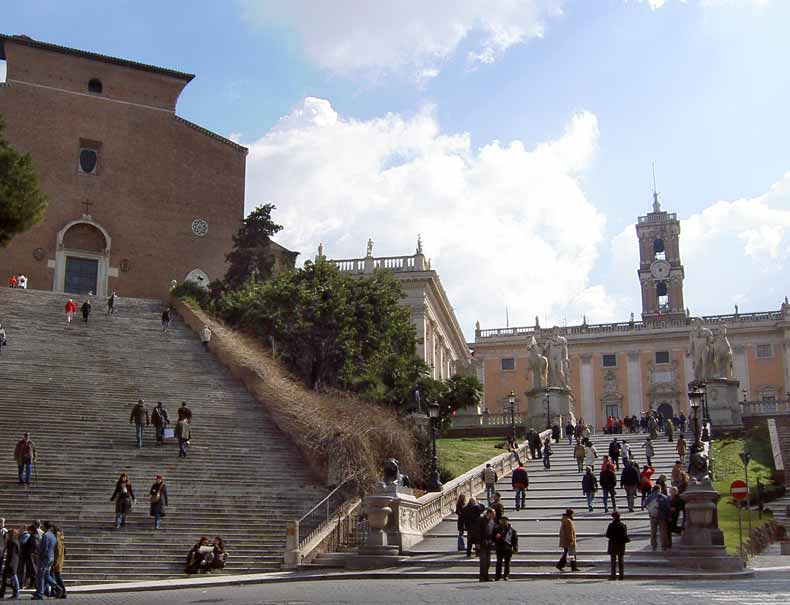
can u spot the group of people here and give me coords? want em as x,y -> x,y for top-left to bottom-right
110,473 -> 170,530
185,536 -> 228,574
602,410 -> 687,437
130,399 -> 193,457
0,520 -> 66,599
7,274 -> 28,289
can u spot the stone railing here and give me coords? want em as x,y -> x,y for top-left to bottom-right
413,429 -> 551,535
638,212 -> 677,223
741,399 -> 790,417
450,412 -> 530,429
330,253 -> 428,274
477,310 -> 785,340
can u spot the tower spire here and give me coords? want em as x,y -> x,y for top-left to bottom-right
652,162 -> 661,213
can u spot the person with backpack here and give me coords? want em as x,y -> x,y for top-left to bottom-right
620,461 -> 640,512
462,497 -> 485,558
151,402 -> 170,446
150,476 -> 168,529
582,467 -> 598,512
600,463 -> 617,513
639,464 -> 655,510
14,433 -> 36,485
511,462 -> 529,511
556,509 -> 578,572
606,511 -> 630,580
130,400 -> 150,449
645,485 -> 671,551
110,473 -> 136,528
482,464 -> 497,503
494,516 -> 518,581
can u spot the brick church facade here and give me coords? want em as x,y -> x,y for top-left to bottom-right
0,34 -> 247,299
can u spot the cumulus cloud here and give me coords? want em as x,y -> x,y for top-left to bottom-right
239,0 -> 564,81
609,173 -> 790,318
243,97 -> 610,337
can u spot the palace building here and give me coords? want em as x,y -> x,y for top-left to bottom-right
0,34 -> 246,299
471,194 -> 790,428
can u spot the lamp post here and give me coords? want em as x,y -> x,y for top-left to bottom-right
688,388 -> 702,445
427,400 -> 442,492
508,390 -> 517,444
544,391 -> 551,430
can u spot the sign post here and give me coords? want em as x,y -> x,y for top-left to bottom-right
739,452 -> 752,537
731,479 -> 748,562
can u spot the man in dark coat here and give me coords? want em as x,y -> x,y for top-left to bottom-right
477,508 -> 497,582
462,497 -> 485,557
511,463 -> 529,511
600,465 -> 617,513
620,461 -> 640,512
605,511 -> 630,580
18,523 -> 40,589
130,400 -> 149,448
14,433 -> 36,485
0,528 -> 20,598
608,438 -> 621,471
151,402 -> 170,445
178,402 -> 193,422
494,516 -> 518,581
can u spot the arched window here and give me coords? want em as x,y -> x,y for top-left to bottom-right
653,238 -> 666,260
88,78 -> 103,94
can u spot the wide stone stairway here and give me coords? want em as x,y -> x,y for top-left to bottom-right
0,288 -> 327,585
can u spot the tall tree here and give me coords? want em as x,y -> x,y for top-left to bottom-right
224,203 -> 283,289
0,116 -> 48,247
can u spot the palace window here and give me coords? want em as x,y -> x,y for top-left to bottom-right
78,139 -> 101,175
88,78 -> 103,94
759,387 -> 777,402
602,354 -> 617,368
655,351 -> 670,364
500,358 -> 515,371
756,344 -> 774,359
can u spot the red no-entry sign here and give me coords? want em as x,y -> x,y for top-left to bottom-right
731,479 -> 748,500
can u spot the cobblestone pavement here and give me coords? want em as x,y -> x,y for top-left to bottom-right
41,571 -> 790,605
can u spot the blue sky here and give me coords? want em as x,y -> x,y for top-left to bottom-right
3,0 -> 790,334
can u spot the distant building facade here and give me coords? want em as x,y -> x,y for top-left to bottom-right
0,34 -> 247,299
472,196 -> 790,428
328,237 -> 472,380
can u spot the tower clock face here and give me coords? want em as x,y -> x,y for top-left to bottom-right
650,259 -> 671,280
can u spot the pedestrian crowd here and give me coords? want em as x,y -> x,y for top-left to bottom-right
7,274 -> 28,289
0,520 -> 66,599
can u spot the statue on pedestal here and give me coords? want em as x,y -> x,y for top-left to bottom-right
688,319 -> 714,382
526,336 -> 548,389
544,326 -> 570,389
710,326 -> 733,380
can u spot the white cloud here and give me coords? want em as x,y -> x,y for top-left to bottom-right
609,173 -> 790,317
243,97 -> 609,336
239,0 -> 564,81
638,0 -> 770,9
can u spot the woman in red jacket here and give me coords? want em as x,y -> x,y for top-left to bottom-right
64,299 -> 76,324
639,465 -> 655,510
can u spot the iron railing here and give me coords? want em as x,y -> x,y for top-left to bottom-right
297,477 -> 360,551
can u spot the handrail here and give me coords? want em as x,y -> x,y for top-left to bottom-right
297,477 -> 359,551
298,477 -> 357,524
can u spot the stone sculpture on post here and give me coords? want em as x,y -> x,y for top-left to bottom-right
710,326 -> 733,380
544,326 -> 570,389
688,318 -> 714,383
526,336 -> 548,389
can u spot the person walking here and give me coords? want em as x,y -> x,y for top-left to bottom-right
490,492 -> 505,522
463,497 -> 485,558
50,526 -> 66,598
18,523 -> 40,590
645,485 -> 671,551
574,440 -> 586,473
584,440 -> 598,468
200,325 -> 212,352
542,437 -> 552,470
643,437 -> 655,467
110,473 -> 136,528
494,516 -> 518,581
14,432 -> 37,485
151,402 -> 170,446
0,527 -> 20,599
80,298 -> 92,324
150,475 -> 168,529
639,464 -> 655,510
31,521 -> 62,600
107,291 -> 118,315
178,401 -> 193,423
161,307 -> 171,332
482,464 -> 498,503
606,511 -> 630,581
551,424 -> 561,444
582,467 -> 598,512
621,440 -> 632,466
608,438 -> 621,471
671,460 -> 684,489
477,508 -> 497,582
600,463 -> 617,513
556,509 -> 578,572
130,399 -> 150,448
565,422 -> 575,445
455,494 -> 467,552
666,419 -> 674,442
175,416 -> 191,458
511,462 -> 529,511
64,298 -> 76,324
0,323 -> 6,355
621,461 -> 640,512
676,435 -> 687,464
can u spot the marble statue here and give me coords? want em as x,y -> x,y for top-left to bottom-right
317,242 -> 324,258
544,326 -> 570,389
382,458 -> 401,486
416,234 -> 423,255
535,315 -> 540,329
475,320 -> 481,332
710,325 -> 733,380
367,238 -> 374,257
688,318 -> 714,383
526,336 -> 549,389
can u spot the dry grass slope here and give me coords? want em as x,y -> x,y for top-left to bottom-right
173,298 -> 421,491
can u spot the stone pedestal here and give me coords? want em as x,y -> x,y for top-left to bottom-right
350,493 -> 400,569
526,387 -> 575,431
704,378 -> 742,431
669,479 -> 743,571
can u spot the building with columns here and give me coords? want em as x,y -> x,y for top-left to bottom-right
328,238 -> 471,381
472,196 -> 790,428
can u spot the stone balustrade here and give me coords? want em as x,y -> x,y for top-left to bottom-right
740,399 -> 790,417
449,412 -> 530,429
330,253 -> 428,274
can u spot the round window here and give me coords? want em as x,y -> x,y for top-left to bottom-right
79,149 -> 98,174
191,218 -> 209,237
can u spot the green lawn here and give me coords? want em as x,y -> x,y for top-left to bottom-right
711,428 -> 778,555
436,437 -> 505,479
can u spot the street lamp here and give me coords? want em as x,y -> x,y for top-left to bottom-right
508,390 -> 517,444
427,400 -> 443,492
688,387 -> 702,444
544,391 -> 551,430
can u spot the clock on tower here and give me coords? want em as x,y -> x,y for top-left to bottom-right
635,189 -> 685,322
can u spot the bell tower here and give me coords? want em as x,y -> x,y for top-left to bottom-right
636,183 -> 685,322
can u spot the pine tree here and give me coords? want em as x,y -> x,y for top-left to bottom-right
224,203 -> 283,289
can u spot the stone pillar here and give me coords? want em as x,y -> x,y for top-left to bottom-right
705,378 -> 742,430
626,351 -> 643,417
283,519 -> 300,568
580,354 -> 595,426
526,387 -> 575,431
732,345 -> 751,400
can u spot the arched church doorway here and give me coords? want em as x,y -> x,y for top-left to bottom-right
53,219 -> 113,297
657,402 -> 674,419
